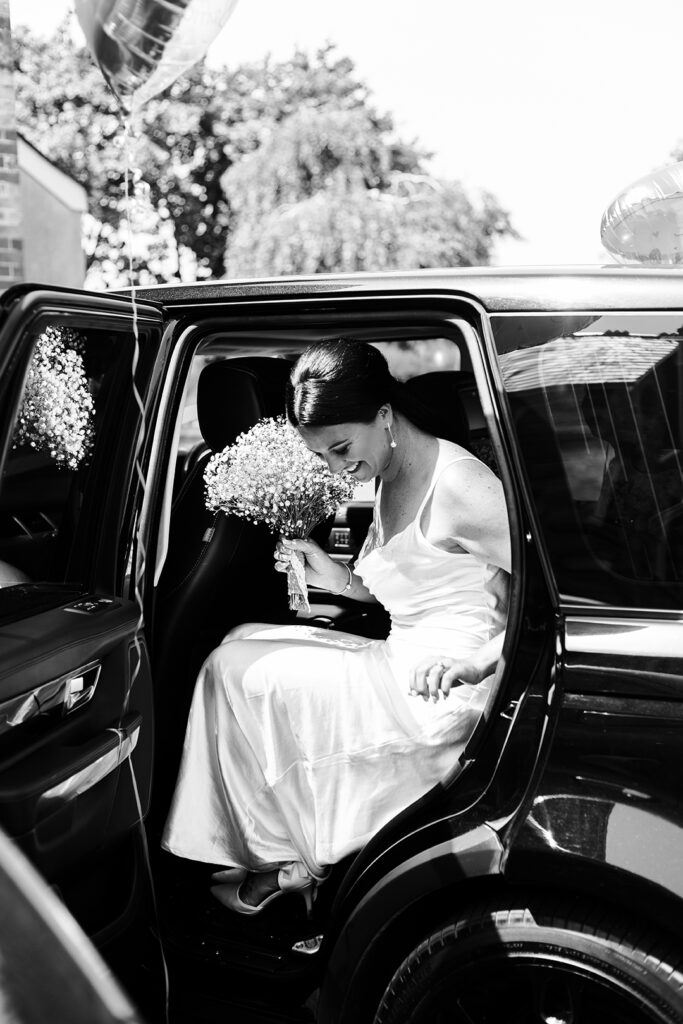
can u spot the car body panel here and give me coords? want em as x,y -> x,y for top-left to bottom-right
506,636 -> 683,937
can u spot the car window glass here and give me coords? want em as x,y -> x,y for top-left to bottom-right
0,322 -> 129,611
493,313 -> 683,608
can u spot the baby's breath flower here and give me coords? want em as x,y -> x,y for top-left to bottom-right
12,325 -> 95,470
204,415 -> 355,539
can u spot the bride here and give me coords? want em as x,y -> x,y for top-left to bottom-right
161,339 -> 510,915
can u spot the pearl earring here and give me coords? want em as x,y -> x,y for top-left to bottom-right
386,424 -> 397,449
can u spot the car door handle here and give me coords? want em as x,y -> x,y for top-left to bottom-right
63,665 -> 101,713
0,662 -> 102,737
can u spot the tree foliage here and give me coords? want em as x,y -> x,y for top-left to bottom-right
14,20 -> 516,286
224,105 -> 515,276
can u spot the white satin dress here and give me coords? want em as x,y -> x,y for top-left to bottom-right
161,440 -> 507,879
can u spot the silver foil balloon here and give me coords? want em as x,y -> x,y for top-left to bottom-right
601,161 -> 683,266
75,0 -> 239,113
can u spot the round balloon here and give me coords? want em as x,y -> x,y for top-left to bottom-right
75,0 -> 239,113
601,161 -> 683,266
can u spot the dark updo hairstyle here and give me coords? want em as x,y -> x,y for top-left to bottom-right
286,339 -> 396,428
286,338 -> 467,446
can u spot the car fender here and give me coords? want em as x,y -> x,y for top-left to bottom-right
317,823 -> 504,1024
505,791 -> 683,939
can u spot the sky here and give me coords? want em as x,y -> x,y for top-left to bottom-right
11,0 -> 683,267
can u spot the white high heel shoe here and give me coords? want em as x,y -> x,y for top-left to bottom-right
211,862 -> 316,917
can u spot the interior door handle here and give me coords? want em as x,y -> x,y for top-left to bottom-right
63,665 -> 101,713
0,662 -> 102,736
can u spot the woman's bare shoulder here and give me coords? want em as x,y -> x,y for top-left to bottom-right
433,443 -> 510,570
438,438 -> 471,460
433,446 -> 506,532
437,441 -> 499,490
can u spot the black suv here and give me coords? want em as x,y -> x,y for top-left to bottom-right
0,268 -> 682,1024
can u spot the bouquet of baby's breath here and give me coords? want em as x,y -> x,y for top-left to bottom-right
204,416 -> 355,612
12,326 -> 95,470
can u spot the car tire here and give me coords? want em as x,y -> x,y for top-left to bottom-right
374,896 -> 683,1023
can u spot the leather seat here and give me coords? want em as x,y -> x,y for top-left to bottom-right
151,357 -> 294,823
404,370 -> 498,471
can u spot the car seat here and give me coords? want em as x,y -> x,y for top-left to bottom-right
404,370 -> 498,471
151,357 -> 295,825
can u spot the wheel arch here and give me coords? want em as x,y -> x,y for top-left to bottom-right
318,824 -> 509,1024
319,820 -> 683,1024
372,888 -> 683,1024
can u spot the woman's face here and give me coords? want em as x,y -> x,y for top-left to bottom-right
298,407 -> 393,482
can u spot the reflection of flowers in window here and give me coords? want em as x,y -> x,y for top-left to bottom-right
12,326 -> 95,470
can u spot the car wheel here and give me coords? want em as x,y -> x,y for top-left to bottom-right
374,897 -> 683,1023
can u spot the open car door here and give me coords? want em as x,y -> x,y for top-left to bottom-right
0,285 -> 166,945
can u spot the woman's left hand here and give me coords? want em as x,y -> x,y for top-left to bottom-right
408,656 -> 482,702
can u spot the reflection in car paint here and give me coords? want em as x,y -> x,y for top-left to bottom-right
565,617 -> 683,658
527,794 -> 683,899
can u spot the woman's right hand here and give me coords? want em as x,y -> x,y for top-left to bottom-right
275,537 -> 347,593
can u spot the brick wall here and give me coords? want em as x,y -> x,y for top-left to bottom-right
0,0 -> 23,288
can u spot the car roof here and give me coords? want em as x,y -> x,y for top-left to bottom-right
126,265 -> 683,314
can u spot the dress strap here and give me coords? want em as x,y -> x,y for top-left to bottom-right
365,442 -> 479,556
415,444 -> 480,521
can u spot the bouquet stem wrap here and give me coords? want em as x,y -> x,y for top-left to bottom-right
285,547 -> 310,614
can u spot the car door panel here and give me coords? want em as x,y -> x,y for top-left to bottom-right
0,287 -> 164,933
0,594 -> 137,696
0,594 -> 153,878
3,714 -> 143,874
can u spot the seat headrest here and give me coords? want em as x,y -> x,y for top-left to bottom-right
225,357 -> 292,418
197,359 -> 292,453
197,365 -> 263,453
403,371 -> 473,446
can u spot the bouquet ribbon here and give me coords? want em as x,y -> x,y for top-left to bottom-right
285,548 -> 310,615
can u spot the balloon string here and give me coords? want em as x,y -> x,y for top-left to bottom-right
122,115 -> 147,703
122,116 -> 171,1024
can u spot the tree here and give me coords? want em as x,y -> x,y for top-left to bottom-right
223,105 -> 516,277
14,24 -> 384,285
14,22 -> 516,286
